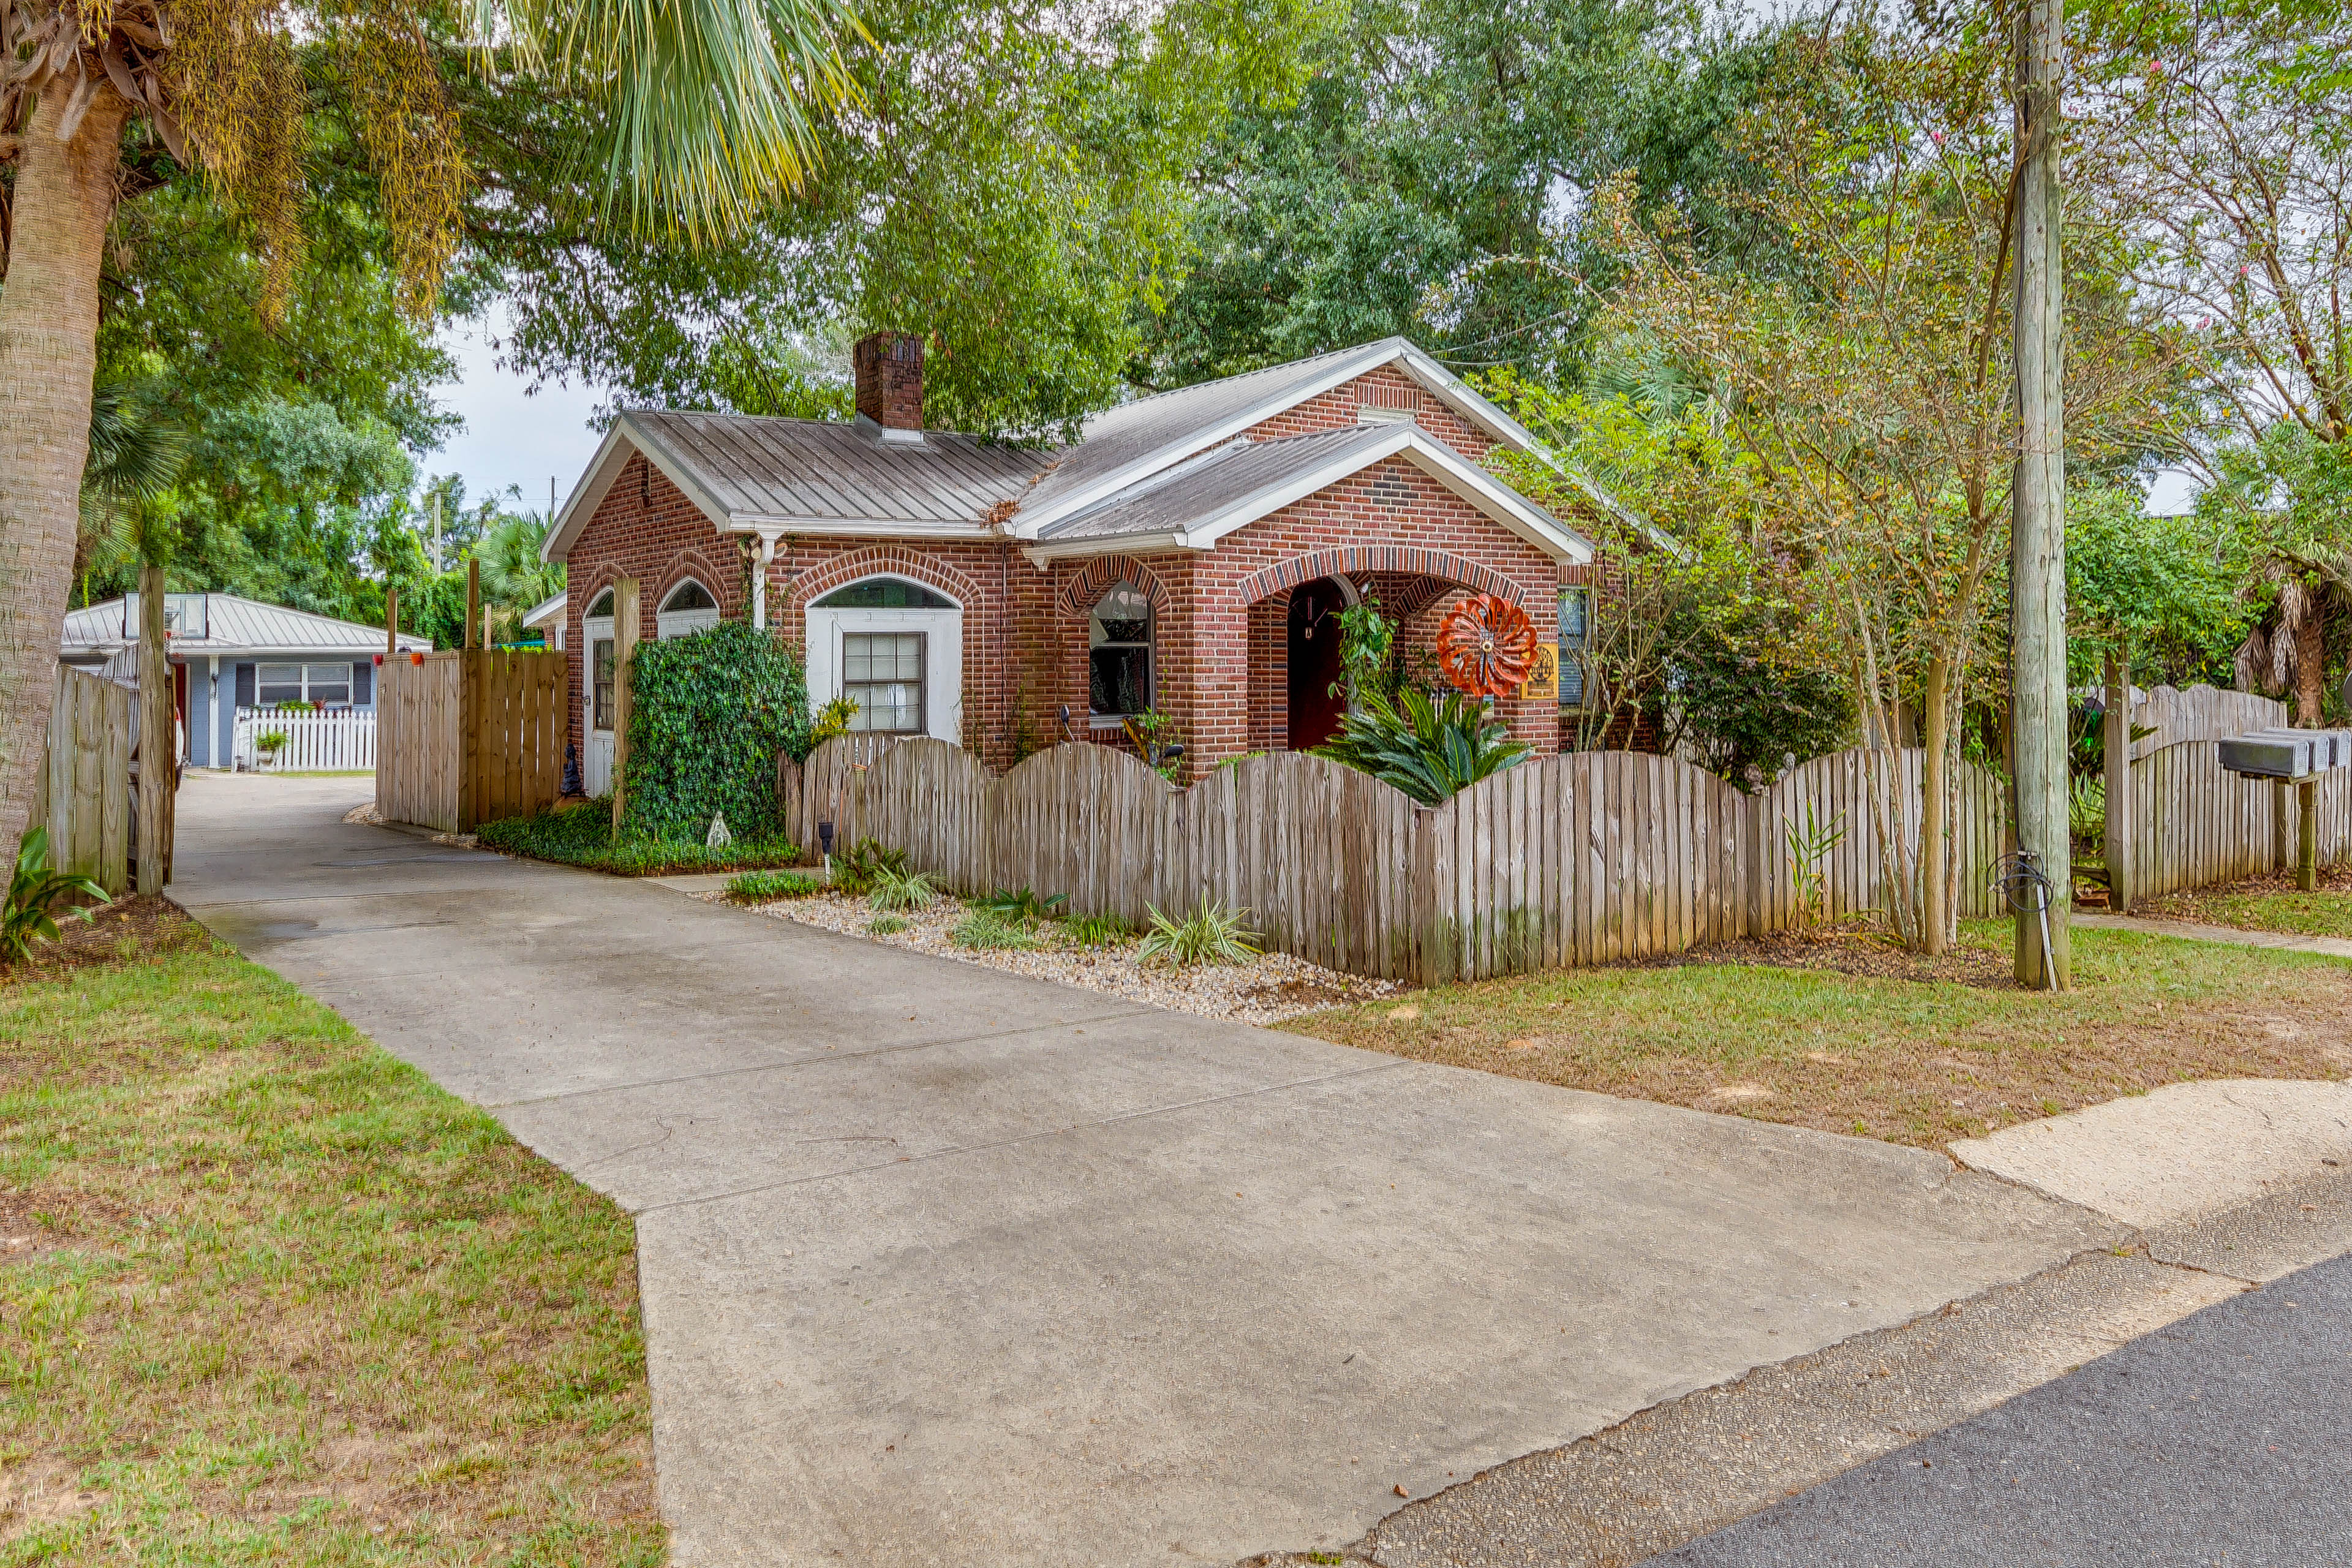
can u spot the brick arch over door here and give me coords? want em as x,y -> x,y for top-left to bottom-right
1055,555 -> 1175,619
1235,546 -> 1528,608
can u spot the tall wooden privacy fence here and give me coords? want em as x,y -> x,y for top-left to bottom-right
377,650 -> 566,832
2125,739 -> 2352,898
29,665 -> 134,895
783,738 -> 2008,983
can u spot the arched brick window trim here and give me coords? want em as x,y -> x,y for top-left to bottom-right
654,546 -> 737,620
1235,547 -> 1526,608
785,545 -> 983,617
1055,556 -> 1174,618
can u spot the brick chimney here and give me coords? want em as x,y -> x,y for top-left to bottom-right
854,330 -> 925,443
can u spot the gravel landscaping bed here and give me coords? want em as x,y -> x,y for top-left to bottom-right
734,889 -> 1403,1024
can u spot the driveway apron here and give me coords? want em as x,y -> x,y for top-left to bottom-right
170,774 -> 2123,1567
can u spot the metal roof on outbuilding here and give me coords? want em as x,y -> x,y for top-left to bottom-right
61,593 -> 427,660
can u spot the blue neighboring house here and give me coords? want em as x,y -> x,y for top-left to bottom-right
61,592 -> 431,770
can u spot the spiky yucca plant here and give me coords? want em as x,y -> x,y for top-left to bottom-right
1312,688 -> 1531,805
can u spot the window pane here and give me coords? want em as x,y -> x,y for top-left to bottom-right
257,662 -> 302,705
306,664 -> 352,706
1559,587 -> 1589,644
1558,652 -> 1586,710
816,577 -> 954,610
592,639 -> 615,731
1090,646 -> 1150,716
841,633 -> 924,733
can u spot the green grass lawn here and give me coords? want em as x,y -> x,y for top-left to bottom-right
2132,865 -> 2352,941
1287,920 -> 2352,1147
0,910 -> 662,1565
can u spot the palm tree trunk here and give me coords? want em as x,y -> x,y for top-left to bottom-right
2293,604 -> 2326,726
0,77 -> 129,858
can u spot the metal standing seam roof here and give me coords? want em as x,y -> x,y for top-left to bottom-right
61,594 -> 428,657
1014,341 -> 1407,524
625,410 -> 1047,527
1036,427 -> 1396,542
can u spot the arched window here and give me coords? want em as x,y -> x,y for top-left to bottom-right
657,578 -> 721,639
586,588 -> 614,619
813,577 -> 956,610
1088,583 -> 1152,717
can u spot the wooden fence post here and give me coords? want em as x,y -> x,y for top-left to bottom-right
136,565 -> 168,895
2102,650 -> 2132,912
2298,778 -> 2318,892
611,577 -> 639,832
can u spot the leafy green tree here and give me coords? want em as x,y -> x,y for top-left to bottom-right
2067,486 -> 2248,692
477,0 -> 1320,439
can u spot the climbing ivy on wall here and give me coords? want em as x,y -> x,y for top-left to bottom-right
624,621 -> 813,839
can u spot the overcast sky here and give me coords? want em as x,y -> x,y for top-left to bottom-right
426,308 -> 609,519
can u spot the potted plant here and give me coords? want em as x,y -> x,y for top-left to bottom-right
255,729 -> 289,768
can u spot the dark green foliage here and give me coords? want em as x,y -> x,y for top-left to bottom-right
1670,641 -> 1856,791
6,829 -> 110,965
829,838 -> 910,898
1313,690 -> 1531,805
1136,902 -> 1261,967
1065,913 -> 1137,946
477,802 -> 800,876
728,869 -> 825,902
979,886 -> 1068,923
624,622 -> 812,839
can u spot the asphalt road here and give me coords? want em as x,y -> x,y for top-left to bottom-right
1654,1251 -> 2352,1567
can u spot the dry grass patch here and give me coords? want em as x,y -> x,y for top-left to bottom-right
1,907 -> 661,1566
2128,864 -> 2352,941
1284,922 -> 2352,1147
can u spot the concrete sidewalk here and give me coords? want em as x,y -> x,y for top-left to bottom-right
2073,909 -> 2352,960
171,774 -> 2122,1567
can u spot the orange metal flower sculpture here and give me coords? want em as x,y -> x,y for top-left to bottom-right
1435,594 -> 1538,698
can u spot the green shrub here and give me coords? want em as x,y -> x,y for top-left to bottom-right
624,620 -> 812,840
5,827 -> 108,965
866,914 -> 911,935
729,869 -> 824,902
952,910 -> 1039,951
979,885 -> 1067,923
1064,913 -> 1136,947
477,801 -> 801,876
1137,902 -> 1261,967
868,866 -> 938,911
1312,688 -> 1529,804
830,837 -> 908,897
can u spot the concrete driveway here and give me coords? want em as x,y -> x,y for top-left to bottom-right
170,773 -> 2121,1567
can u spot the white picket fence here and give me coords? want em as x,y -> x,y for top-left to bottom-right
235,706 -> 377,771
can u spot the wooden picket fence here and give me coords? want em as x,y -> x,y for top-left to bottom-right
376,650 -> 566,832
2128,684 -> 2286,760
783,738 -> 2010,983
29,665 -> 134,895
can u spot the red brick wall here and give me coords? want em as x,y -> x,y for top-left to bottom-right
1242,364 -> 1495,459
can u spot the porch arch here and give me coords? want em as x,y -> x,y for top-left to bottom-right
1234,546 -> 1527,608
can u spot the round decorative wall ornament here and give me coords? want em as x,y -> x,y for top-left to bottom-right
1436,594 -> 1537,697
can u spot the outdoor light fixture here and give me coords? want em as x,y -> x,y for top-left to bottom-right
818,820 -> 835,878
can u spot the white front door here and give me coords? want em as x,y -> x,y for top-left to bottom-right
584,613 -> 615,796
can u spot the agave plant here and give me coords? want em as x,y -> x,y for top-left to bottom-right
4,827 -> 109,965
1312,688 -> 1531,805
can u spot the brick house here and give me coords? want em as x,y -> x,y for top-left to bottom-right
542,334 -> 1613,790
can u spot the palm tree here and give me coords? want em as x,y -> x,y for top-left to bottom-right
0,0 -> 864,853
477,510 -> 565,644
2236,546 -> 2352,726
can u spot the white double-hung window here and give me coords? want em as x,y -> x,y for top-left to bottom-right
806,576 -> 962,742
257,662 -> 354,707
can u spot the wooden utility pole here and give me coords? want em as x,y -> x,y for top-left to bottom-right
464,557 -> 480,651
2011,0 -> 2070,988
611,576 -> 640,832
135,565 -> 169,895
386,587 -> 400,655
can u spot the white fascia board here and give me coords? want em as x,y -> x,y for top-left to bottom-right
1009,340 -> 1417,539
720,516 -> 998,543
1179,428 -> 1595,564
543,415 -> 734,562
1020,531 -> 1196,567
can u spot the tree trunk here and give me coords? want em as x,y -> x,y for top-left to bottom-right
0,77 -> 132,859
1920,655 -> 1951,955
2293,604 -> 2326,726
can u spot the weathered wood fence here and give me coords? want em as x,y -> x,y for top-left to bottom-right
782,738 -> 2009,982
376,650 -> 565,832
29,665 -> 134,895
2125,738 -> 2352,899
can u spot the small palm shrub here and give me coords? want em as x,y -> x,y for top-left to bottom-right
1137,902 -> 1260,967
831,837 -> 908,897
952,910 -> 1039,951
1313,688 -> 1529,804
979,885 -> 1066,923
729,869 -> 824,902
868,866 -> 938,911
5,828 -> 108,965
